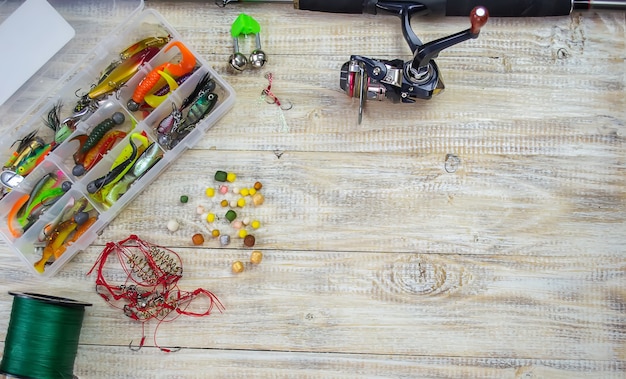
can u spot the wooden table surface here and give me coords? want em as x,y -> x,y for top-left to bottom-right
0,1 -> 624,378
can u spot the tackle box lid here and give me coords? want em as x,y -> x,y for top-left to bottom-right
0,0 -> 144,130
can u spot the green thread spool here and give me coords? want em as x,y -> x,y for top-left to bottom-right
0,292 -> 91,379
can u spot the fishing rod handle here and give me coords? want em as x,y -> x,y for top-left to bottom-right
295,0 -> 575,16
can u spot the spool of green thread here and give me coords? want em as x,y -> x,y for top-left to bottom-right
0,291 -> 91,379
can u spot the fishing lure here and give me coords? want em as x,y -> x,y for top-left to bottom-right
38,197 -> 77,242
87,46 -> 162,101
167,92 -> 218,150
8,173 -> 67,237
5,131 -> 45,171
73,130 -> 128,176
127,41 -> 197,111
104,142 -> 163,206
119,36 -> 171,61
16,144 -> 52,177
81,112 -> 126,155
90,37 -> 170,96
33,197 -> 96,272
181,92 -> 218,130
0,170 -> 24,190
180,73 -> 216,110
157,73 -> 218,149
16,174 -> 66,229
153,70 -> 196,98
87,133 -> 149,198
34,219 -> 78,273
43,102 -> 74,146
157,104 -> 183,136
143,71 -> 179,109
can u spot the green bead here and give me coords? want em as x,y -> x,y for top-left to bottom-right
180,195 -> 189,203
215,170 -> 228,182
225,210 -> 237,222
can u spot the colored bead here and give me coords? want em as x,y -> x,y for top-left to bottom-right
220,199 -> 229,207
167,219 -> 179,232
192,233 -> 204,245
219,185 -> 229,194
237,198 -> 246,207
252,193 -> 264,206
251,220 -> 261,229
206,213 -> 216,223
232,187 -> 240,194
212,229 -> 220,237
244,234 -> 256,247
229,200 -> 237,208
232,220 -> 242,229
240,188 -> 249,196
238,229 -> 248,238
205,187 -> 215,197
225,210 -> 237,222
219,234 -> 230,245
226,172 -> 237,182
215,170 -> 227,182
253,181 -> 262,190
248,188 -> 256,196
242,217 -> 250,225
250,250 -> 263,264
180,195 -> 189,203
232,260 -> 244,273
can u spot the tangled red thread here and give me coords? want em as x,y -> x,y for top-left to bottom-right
87,234 -> 224,352
262,73 -> 282,106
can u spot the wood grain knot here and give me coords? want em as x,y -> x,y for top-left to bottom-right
373,254 -> 472,301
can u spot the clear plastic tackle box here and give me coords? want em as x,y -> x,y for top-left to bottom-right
0,0 -> 236,277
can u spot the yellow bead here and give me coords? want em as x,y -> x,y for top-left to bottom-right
232,261 -> 244,273
212,229 -> 220,237
240,188 -> 249,197
205,187 -> 215,197
250,251 -> 263,264
237,198 -> 246,207
238,229 -> 248,238
226,172 -> 237,182
206,213 -> 215,223
248,188 -> 256,196
220,199 -> 229,207
252,193 -> 264,206
251,220 -> 261,229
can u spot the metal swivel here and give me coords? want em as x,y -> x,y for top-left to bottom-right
228,38 -> 248,71
249,33 -> 267,68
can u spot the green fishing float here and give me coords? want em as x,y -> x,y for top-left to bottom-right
0,292 -> 91,379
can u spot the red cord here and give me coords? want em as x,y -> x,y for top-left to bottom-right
87,235 -> 224,351
262,73 -> 282,107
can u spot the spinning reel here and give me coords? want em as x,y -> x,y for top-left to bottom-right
340,4 -> 489,123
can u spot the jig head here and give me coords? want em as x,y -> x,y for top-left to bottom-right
340,4 -> 489,123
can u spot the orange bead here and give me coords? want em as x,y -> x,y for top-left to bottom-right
192,233 -> 205,245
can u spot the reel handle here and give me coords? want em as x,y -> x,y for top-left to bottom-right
411,6 -> 488,71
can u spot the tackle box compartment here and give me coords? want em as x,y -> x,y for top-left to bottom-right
0,0 -> 236,277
